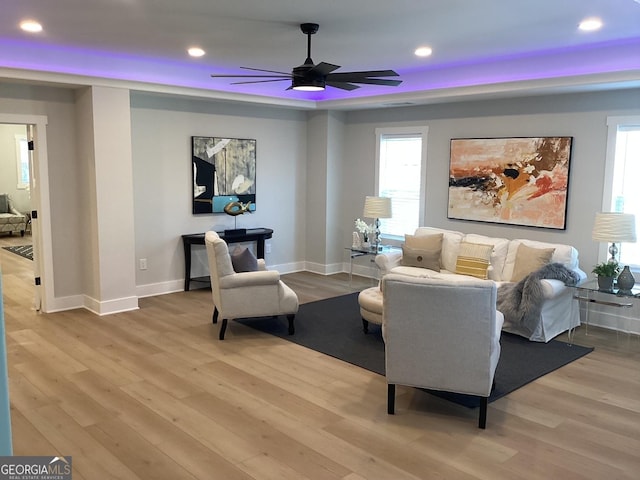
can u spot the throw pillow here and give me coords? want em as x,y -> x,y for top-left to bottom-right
401,244 -> 441,271
455,242 -> 493,279
405,233 -> 443,251
230,247 -> 258,273
511,244 -> 555,282
402,233 -> 443,270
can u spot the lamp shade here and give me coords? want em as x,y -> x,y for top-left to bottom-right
592,212 -> 637,243
363,196 -> 392,219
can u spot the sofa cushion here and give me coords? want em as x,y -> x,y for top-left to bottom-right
413,227 -> 464,272
502,239 -> 576,281
510,244 -> 555,282
401,244 -> 441,271
455,241 -> 493,279
464,233 -> 510,281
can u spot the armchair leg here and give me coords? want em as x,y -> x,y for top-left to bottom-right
478,397 -> 488,429
219,318 -> 228,340
362,318 -> 369,334
387,384 -> 396,414
212,307 -> 219,324
287,314 -> 295,335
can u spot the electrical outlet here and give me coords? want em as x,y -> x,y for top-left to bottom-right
139,258 -> 147,270
265,243 -> 271,254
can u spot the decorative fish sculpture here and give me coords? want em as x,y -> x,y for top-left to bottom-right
223,201 -> 252,216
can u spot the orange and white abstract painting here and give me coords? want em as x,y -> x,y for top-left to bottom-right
448,137 -> 572,229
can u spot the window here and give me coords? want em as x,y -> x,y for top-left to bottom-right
15,134 -> 30,189
375,127 -> 427,239
603,116 -> 640,266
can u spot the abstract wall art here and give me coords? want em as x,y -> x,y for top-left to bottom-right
192,136 -> 256,214
448,137 -> 572,229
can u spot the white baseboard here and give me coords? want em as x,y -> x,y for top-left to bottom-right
83,295 -> 139,316
44,294 -> 85,313
136,279 -> 184,298
45,293 -> 139,315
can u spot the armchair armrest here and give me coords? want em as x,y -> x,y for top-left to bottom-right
219,270 -> 280,289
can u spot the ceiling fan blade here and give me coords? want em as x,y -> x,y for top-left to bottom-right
326,70 -> 400,81
239,66 -> 293,75
211,74 -> 291,78
308,62 -> 341,76
337,78 -> 403,87
325,81 -> 360,91
231,79 -> 290,85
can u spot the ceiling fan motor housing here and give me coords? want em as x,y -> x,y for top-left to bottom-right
291,64 -> 325,90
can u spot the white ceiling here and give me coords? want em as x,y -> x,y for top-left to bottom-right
2,0 -> 640,109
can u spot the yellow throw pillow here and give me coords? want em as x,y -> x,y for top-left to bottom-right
401,233 -> 443,271
511,244 -> 555,282
455,242 -> 493,279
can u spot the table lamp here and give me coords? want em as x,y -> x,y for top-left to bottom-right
363,196 -> 392,251
592,212 -> 637,294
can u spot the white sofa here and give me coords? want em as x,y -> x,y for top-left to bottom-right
375,227 -> 587,342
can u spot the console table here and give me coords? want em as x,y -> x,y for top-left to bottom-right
182,228 -> 273,291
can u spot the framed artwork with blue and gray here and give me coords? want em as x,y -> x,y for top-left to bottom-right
192,136 -> 256,214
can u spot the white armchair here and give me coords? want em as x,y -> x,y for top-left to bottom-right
204,231 -> 298,340
383,274 -> 504,428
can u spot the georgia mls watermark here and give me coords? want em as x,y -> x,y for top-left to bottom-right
0,456 -> 72,480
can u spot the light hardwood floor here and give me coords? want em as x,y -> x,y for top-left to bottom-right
1,234 -> 639,480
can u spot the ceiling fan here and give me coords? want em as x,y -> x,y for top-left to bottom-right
211,23 -> 402,92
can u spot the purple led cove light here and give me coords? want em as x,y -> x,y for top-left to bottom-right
0,36 -> 638,101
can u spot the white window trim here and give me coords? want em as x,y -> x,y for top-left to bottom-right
15,133 -> 29,190
602,115 -> 640,264
374,126 -> 428,242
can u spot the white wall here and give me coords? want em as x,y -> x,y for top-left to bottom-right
2,80 -> 640,328
0,84 -> 83,299
343,89 -> 640,277
129,93 -> 308,296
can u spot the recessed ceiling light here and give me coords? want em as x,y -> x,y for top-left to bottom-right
414,46 -> 433,57
578,17 -> 603,32
188,47 -> 205,57
20,20 -> 43,33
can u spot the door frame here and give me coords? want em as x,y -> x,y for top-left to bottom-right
0,114 -> 52,312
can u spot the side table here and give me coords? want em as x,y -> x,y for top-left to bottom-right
573,279 -> 637,342
345,245 -> 400,288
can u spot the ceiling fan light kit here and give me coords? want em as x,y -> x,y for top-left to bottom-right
211,22 -> 402,93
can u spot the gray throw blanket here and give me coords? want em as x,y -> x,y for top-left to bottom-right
497,263 -> 579,337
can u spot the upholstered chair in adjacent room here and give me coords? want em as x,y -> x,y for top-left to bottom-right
204,231 -> 298,340
383,274 -> 504,428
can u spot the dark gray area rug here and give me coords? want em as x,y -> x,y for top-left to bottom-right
236,292 -> 593,407
2,244 -> 33,261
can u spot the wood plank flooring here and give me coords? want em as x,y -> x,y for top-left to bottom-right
1,233 -> 639,479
